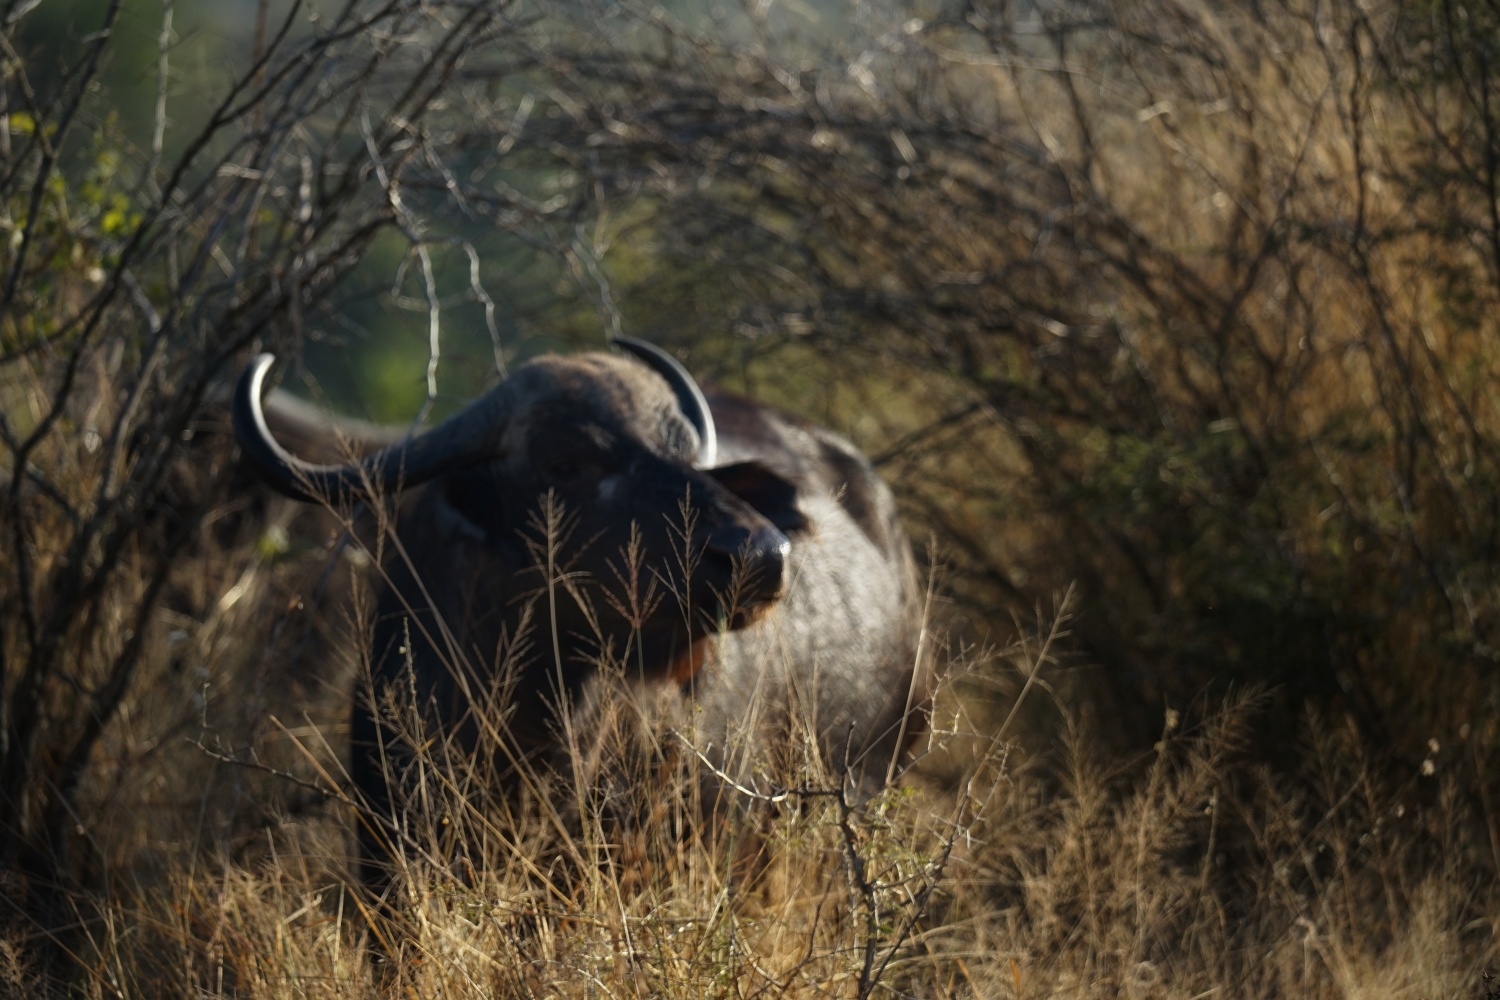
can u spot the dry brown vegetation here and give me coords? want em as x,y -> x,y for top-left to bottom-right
3,0 -> 1500,995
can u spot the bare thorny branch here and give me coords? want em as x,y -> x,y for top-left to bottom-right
0,0 -> 532,914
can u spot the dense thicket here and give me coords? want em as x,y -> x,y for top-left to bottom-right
3,0 -> 1499,993
504,0 -> 1500,768
0,0 -> 535,941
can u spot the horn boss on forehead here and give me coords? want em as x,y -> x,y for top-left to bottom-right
610,336 -> 717,467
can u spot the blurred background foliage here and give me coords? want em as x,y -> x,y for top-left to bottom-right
15,0 -> 1500,766
419,0 -> 1500,777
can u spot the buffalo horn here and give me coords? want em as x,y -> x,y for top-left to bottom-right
610,337 -> 717,468
233,353 -> 496,503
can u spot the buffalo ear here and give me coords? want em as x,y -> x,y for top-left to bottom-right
708,461 -> 809,535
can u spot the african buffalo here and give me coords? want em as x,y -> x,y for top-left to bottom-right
233,339 -> 925,882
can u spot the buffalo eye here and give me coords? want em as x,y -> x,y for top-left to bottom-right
545,458 -> 587,484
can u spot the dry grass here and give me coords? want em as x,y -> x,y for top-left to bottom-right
3,0 -> 1500,995
3,514 -> 1492,998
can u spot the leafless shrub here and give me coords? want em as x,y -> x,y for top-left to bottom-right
0,0 -> 566,950
441,0 -> 1500,765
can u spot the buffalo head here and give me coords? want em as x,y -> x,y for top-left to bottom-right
233,339 -> 795,688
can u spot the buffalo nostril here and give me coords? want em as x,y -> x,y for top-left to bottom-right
706,524 -> 789,594
755,526 -> 791,575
